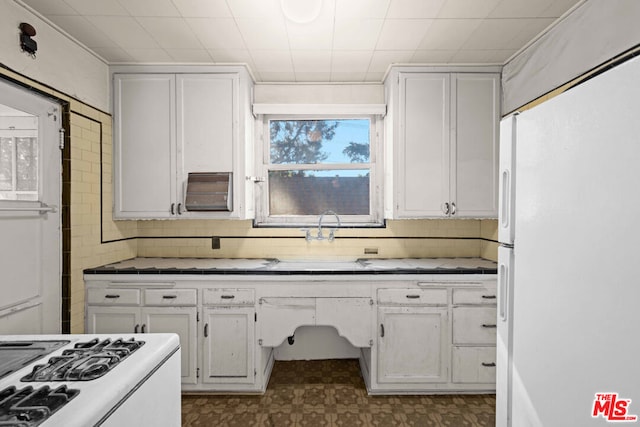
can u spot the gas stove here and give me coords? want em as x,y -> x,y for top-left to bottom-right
0,334 -> 180,427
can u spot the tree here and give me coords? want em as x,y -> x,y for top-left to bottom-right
342,141 -> 369,163
270,120 -> 338,166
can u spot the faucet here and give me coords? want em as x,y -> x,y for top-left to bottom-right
305,210 -> 341,242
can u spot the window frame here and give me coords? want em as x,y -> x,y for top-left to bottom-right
255,113 -> 384,227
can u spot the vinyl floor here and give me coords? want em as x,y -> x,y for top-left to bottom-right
181,359 -> 495,427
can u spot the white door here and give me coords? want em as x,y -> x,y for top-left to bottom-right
0,80 -> 61,334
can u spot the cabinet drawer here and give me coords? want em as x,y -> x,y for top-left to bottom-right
87,288 -> 140,306
144,289 -> 197,306
452,288 -> 497,305
203,288 -> 255,306
452,307 -> 497,344
377,288 -> 447,306
452,346 -> 496,384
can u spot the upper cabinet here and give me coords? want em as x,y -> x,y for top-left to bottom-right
113,67 -> 254,220
385,68 -> 500,219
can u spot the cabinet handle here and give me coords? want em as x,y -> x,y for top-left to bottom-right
134,324 -> 139,333
141,324 -> 146,333
481,295 -> 497,299
162,295 -> 177,299
451,202 -> 456,215
221,295 -> 235,300
482,362 -> 496,367
482,324 -> 497,328
405,294 -> 420,299
442,202 -> 450,215
204,323 -> 209,337
104,294 -> 120,299
177,203 -> 182,215
380,324 -> 385,338
170,203 -> 175,215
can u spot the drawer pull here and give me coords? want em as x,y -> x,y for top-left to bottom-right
162,295 -> 177,299
482,362 -> 496,367
482,324 -> 497,328
105,294 -> 120,299
405,294 -> 420,299
141,324 -> 146,333
481,295 -> 497,299
221,295 -> 235,300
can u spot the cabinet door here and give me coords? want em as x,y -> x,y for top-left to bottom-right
377,306 -> 449,383
86,306 -> 140,334
114,74 -> 176,219
202,307 -> 255,384
143,307 -> 198,384
451,73 -> 499,217
397,73 -> 450,217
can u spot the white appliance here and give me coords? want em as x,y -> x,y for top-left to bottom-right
0,333 -> 181,426
496,54 -> 640,426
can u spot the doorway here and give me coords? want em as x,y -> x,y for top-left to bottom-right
0,78 -> 63,334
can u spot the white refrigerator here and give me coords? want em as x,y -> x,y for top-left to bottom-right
496,54 -> 640,426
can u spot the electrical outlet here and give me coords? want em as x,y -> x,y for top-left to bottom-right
211,237 -> 221,250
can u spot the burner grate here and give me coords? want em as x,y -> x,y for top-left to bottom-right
0,385 -> 79,426
20,338 -> 144,382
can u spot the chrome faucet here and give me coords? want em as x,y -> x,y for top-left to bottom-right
305,210 -> 341,242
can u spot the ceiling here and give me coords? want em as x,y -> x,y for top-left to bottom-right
19,0 -> 583,83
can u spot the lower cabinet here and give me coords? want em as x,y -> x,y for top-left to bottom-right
201,288 -> 256,387
86,287 -> 198,384
377,306 -> 449,384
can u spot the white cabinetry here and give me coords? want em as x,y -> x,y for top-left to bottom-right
376,288 -> 449,386
113,67 -> 253,219
386,68 -> 500,218
86,287 -> 198,384
202,288 -> 256,386
451,288 -> 497,385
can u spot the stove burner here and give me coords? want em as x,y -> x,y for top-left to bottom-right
0,385 -> 79,426
20,338 -> 144,382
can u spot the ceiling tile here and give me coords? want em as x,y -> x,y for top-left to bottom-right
450,49 -> 516,63
21,0 -> 78,15
335,0 -> 390,19
235,18 -> 289,50
331,51 -> 373,73
291,50 -> 332,73
123,48 -> 173,62
418,19 -> 482,50
226,0 -> 283,19
365,71 -> 385,81
542,0 -> 583,17
207,48 -> 255,65
376,19 -> 433,50
63,0 -> 128,16
259,71 -> 296,82
437,0 -> 502,18
333,19 -> 384,51
91,46 -> 134,62
294,72 -> 332,82
250,50 -> 294,73
118,0 -> 181,17
368,50 -> 414,73
386,0 -> 446,18
412,49 -> 457,63
461,18 -> 555,50
488,0 -> 555,18
169,0 -> 231,17
286,16 -> 335,50
165,48 -> 213,62
136,17 -> 203,49
186,18 -> 245,50
330,72 -> 367,82
47,15 -> 117,48
86,16 -> 159,48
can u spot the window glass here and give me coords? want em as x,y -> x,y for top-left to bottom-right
0,105 -> 38,201
263,117 -> 377,224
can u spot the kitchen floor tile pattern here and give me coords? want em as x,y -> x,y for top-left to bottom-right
181,359 -> 495,427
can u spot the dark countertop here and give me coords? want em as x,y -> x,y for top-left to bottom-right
83,257 -> 498,276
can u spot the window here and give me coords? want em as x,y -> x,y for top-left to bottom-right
257,116 -> 382,226
0,108 -> 38,201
